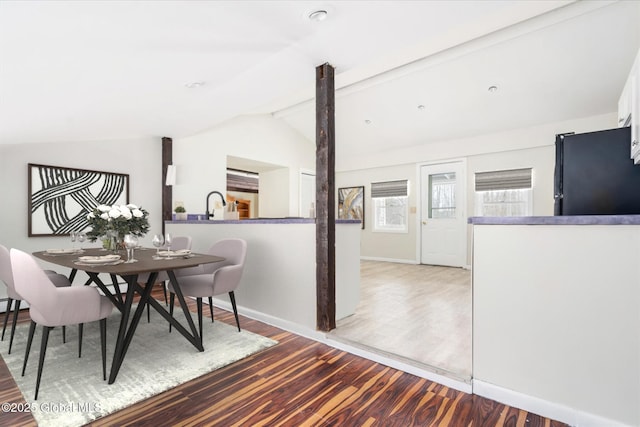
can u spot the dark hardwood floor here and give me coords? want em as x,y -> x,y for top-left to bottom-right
0,288 -> 567,426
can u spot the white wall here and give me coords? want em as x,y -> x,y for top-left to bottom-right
336,112 -> 617,264
173,114 -> 315,218
473,224 -> 640,426
166,221 -> 361,331
259,168 -> 290,218
336,163 -> 417,263
0,137 -> 162,283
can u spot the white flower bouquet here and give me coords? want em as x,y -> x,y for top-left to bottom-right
86,203 -> 150,243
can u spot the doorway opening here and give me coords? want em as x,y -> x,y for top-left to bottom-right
332,160 -> 472,382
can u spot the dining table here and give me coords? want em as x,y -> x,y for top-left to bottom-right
33,246 -> 225,384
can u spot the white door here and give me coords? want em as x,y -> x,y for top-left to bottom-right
420,162 -> 466,267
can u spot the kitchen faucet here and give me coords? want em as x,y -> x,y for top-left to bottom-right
206,191 -> 227,219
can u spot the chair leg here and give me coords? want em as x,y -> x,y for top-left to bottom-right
78,323 -> 84,358
147,299 -> 151,323
34,326 -> 52,400
169,292 -> 175,333
229,291 -> 241,332
197,297 -> 203,347
62,325 -> 66,344
2,298 -> 13,340
8,299 -> 21,354
100,318 -> 107,381
22,321 -> 36,376
208,297 -> 214,322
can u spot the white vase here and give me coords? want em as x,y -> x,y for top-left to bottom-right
176,212 -> 188,221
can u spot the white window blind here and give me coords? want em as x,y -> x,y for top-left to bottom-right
474,168 -> 533,217
371,180 -> 408,198
475,168 -> 532,191
372,180 -> 408,233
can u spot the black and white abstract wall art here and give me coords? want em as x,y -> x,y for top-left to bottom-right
28,163 -> 129,237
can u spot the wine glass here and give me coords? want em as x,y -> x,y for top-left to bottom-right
77,232 -> 86,250
165,233 -> 172,253
124,234 -> 138,263
152,234 -> 164,258
70,231 -> 77,249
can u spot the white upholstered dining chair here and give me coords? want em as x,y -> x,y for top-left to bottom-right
10,248 -> 113,400
0,244 -> 72,354
168,238 -> 247,344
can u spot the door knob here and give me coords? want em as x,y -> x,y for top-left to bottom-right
422,221 -> 427,225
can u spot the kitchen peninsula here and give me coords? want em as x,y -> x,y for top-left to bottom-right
166,217 -> 361,333
469,215 -> 640,426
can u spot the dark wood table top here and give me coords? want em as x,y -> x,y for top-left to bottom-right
33,247 -> 224,275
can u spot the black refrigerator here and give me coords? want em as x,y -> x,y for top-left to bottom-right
554,126 -> 640,215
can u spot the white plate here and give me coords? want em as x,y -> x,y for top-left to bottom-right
157,249 -> 191,257
46,248 -> 79,255
77,255 -> 121,264
74,260 -> 124,267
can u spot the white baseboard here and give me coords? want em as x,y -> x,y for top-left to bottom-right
360,256 -> 418,264
211,298 -> 471,394
473,380 -> 633,427
211,298 -> 326,342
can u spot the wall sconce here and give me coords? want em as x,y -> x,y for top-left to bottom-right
165,165 -> 177,186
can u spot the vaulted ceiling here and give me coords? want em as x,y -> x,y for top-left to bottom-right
1,1 -> 638,160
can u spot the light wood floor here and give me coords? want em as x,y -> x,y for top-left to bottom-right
332,261 -> 472,380
0,289 -> 567,426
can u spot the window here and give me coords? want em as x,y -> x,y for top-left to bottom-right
371,180 -> 409,232
429,173 -> 456,219
474,168 -> 533,216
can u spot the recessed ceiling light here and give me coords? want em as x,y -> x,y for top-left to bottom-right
185,81 -> 206,89
364,119 -> 372,124
417,104 -> 426,110
308,10 -> 328,22
488,85 -> 498,93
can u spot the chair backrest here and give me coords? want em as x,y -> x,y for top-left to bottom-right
203,238 -> 247,274
167,236 -> 192,251
11,249 -> 111,327
9,249 -> 58,309
0,244 -> 20,300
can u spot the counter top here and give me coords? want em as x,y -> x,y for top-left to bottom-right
166,217 -> 361,225
468,215 -> 640,225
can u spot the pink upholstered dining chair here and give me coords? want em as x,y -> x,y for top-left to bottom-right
10,248 -> 113,400
168,238 -> 247,344
0,244 -> 72,354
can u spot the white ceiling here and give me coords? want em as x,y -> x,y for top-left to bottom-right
1,1 -> 639,160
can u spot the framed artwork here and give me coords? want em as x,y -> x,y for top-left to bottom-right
28,163 -> 129,237
338,186 -> 365,229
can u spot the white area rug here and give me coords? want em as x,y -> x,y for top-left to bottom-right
0,306 -> 277,426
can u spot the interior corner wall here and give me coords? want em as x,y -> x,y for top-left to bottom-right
173,114 -> 315,218
336,163 -> 418,263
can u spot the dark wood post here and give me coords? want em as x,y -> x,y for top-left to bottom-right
316,63 -> 336,331
161,137 -> 172,236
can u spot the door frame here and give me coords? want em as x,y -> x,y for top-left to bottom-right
415,158 -> 468,267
